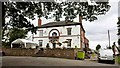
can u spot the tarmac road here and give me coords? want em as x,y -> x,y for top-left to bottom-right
1,56 -> 119,68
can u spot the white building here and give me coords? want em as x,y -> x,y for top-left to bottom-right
33,19 -> 89,49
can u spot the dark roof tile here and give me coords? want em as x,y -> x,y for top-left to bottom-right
37,21 -> 85,32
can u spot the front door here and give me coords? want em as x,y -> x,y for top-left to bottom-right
49,29 -> 60,48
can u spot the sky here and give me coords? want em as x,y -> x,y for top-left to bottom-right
28,0 -> 120,50
82,0 -> 120,49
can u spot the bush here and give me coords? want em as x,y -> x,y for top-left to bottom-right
116,55 -> 120,64
2,41 -> 11,48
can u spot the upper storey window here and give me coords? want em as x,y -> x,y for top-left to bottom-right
67,28 -> 72,35
39,30 -> 43,37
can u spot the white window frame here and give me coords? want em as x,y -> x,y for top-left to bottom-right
39,30 -> 43,37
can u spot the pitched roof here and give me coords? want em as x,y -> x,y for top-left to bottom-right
37,21 -> 85,32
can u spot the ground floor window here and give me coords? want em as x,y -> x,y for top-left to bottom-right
39,40 -> 43,47
66,39 -> 72,47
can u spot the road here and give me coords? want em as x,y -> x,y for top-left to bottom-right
1,56 -> 119,68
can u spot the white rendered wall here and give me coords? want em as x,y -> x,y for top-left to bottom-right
33,25 -> 81,48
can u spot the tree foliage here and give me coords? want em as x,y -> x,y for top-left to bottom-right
2,1 -> 111,45
117,17 -> 120,46
3,28 -> 27,47
9,28 -> 27,42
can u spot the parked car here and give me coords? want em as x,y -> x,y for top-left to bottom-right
98,49 -> 115,64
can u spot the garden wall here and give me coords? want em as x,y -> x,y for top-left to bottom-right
2,48 -> 81,59
2,48 -> 37,56
34,48 -> 81,59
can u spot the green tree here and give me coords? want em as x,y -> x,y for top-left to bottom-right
2,2 -> 57,42
2,1 -> 111,46
3,28 -> 27,47
96,44 -> 101,51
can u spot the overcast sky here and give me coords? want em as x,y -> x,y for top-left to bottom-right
82,0 -> 119,49
30,0 -> 120,50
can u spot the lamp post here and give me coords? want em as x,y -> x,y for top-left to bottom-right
108,30 -> 111,48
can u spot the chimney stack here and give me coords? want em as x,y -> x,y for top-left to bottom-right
79,16 -> 82,23
38,18 -> 42,27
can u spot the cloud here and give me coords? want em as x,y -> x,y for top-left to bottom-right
82,1 -> 119,49
118,1 -> 120,17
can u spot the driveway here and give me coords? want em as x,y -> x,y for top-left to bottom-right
1,56 -> 119,68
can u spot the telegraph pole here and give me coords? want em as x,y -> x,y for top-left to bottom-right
108,30 -> 111,48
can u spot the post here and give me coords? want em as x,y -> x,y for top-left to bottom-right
79,15 -> 83,49
108,30 -> 111,48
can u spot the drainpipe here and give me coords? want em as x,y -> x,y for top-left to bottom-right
79,15 -> 83,49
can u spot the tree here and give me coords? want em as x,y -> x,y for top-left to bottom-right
2,2 -> 58,42
117,17 -> 120,46
3,28 -> 27,47
2,1 -> 111,46
96,44 -> 101,51
2,2 -> 43,40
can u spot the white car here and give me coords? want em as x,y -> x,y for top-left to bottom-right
98,49 -> 115,64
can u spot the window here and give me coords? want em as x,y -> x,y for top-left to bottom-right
66,39 -> 72,47
67,28 -> 72,35
52,32 -> 57,36
39,30 -> 43,37
39,40 -> 43,47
